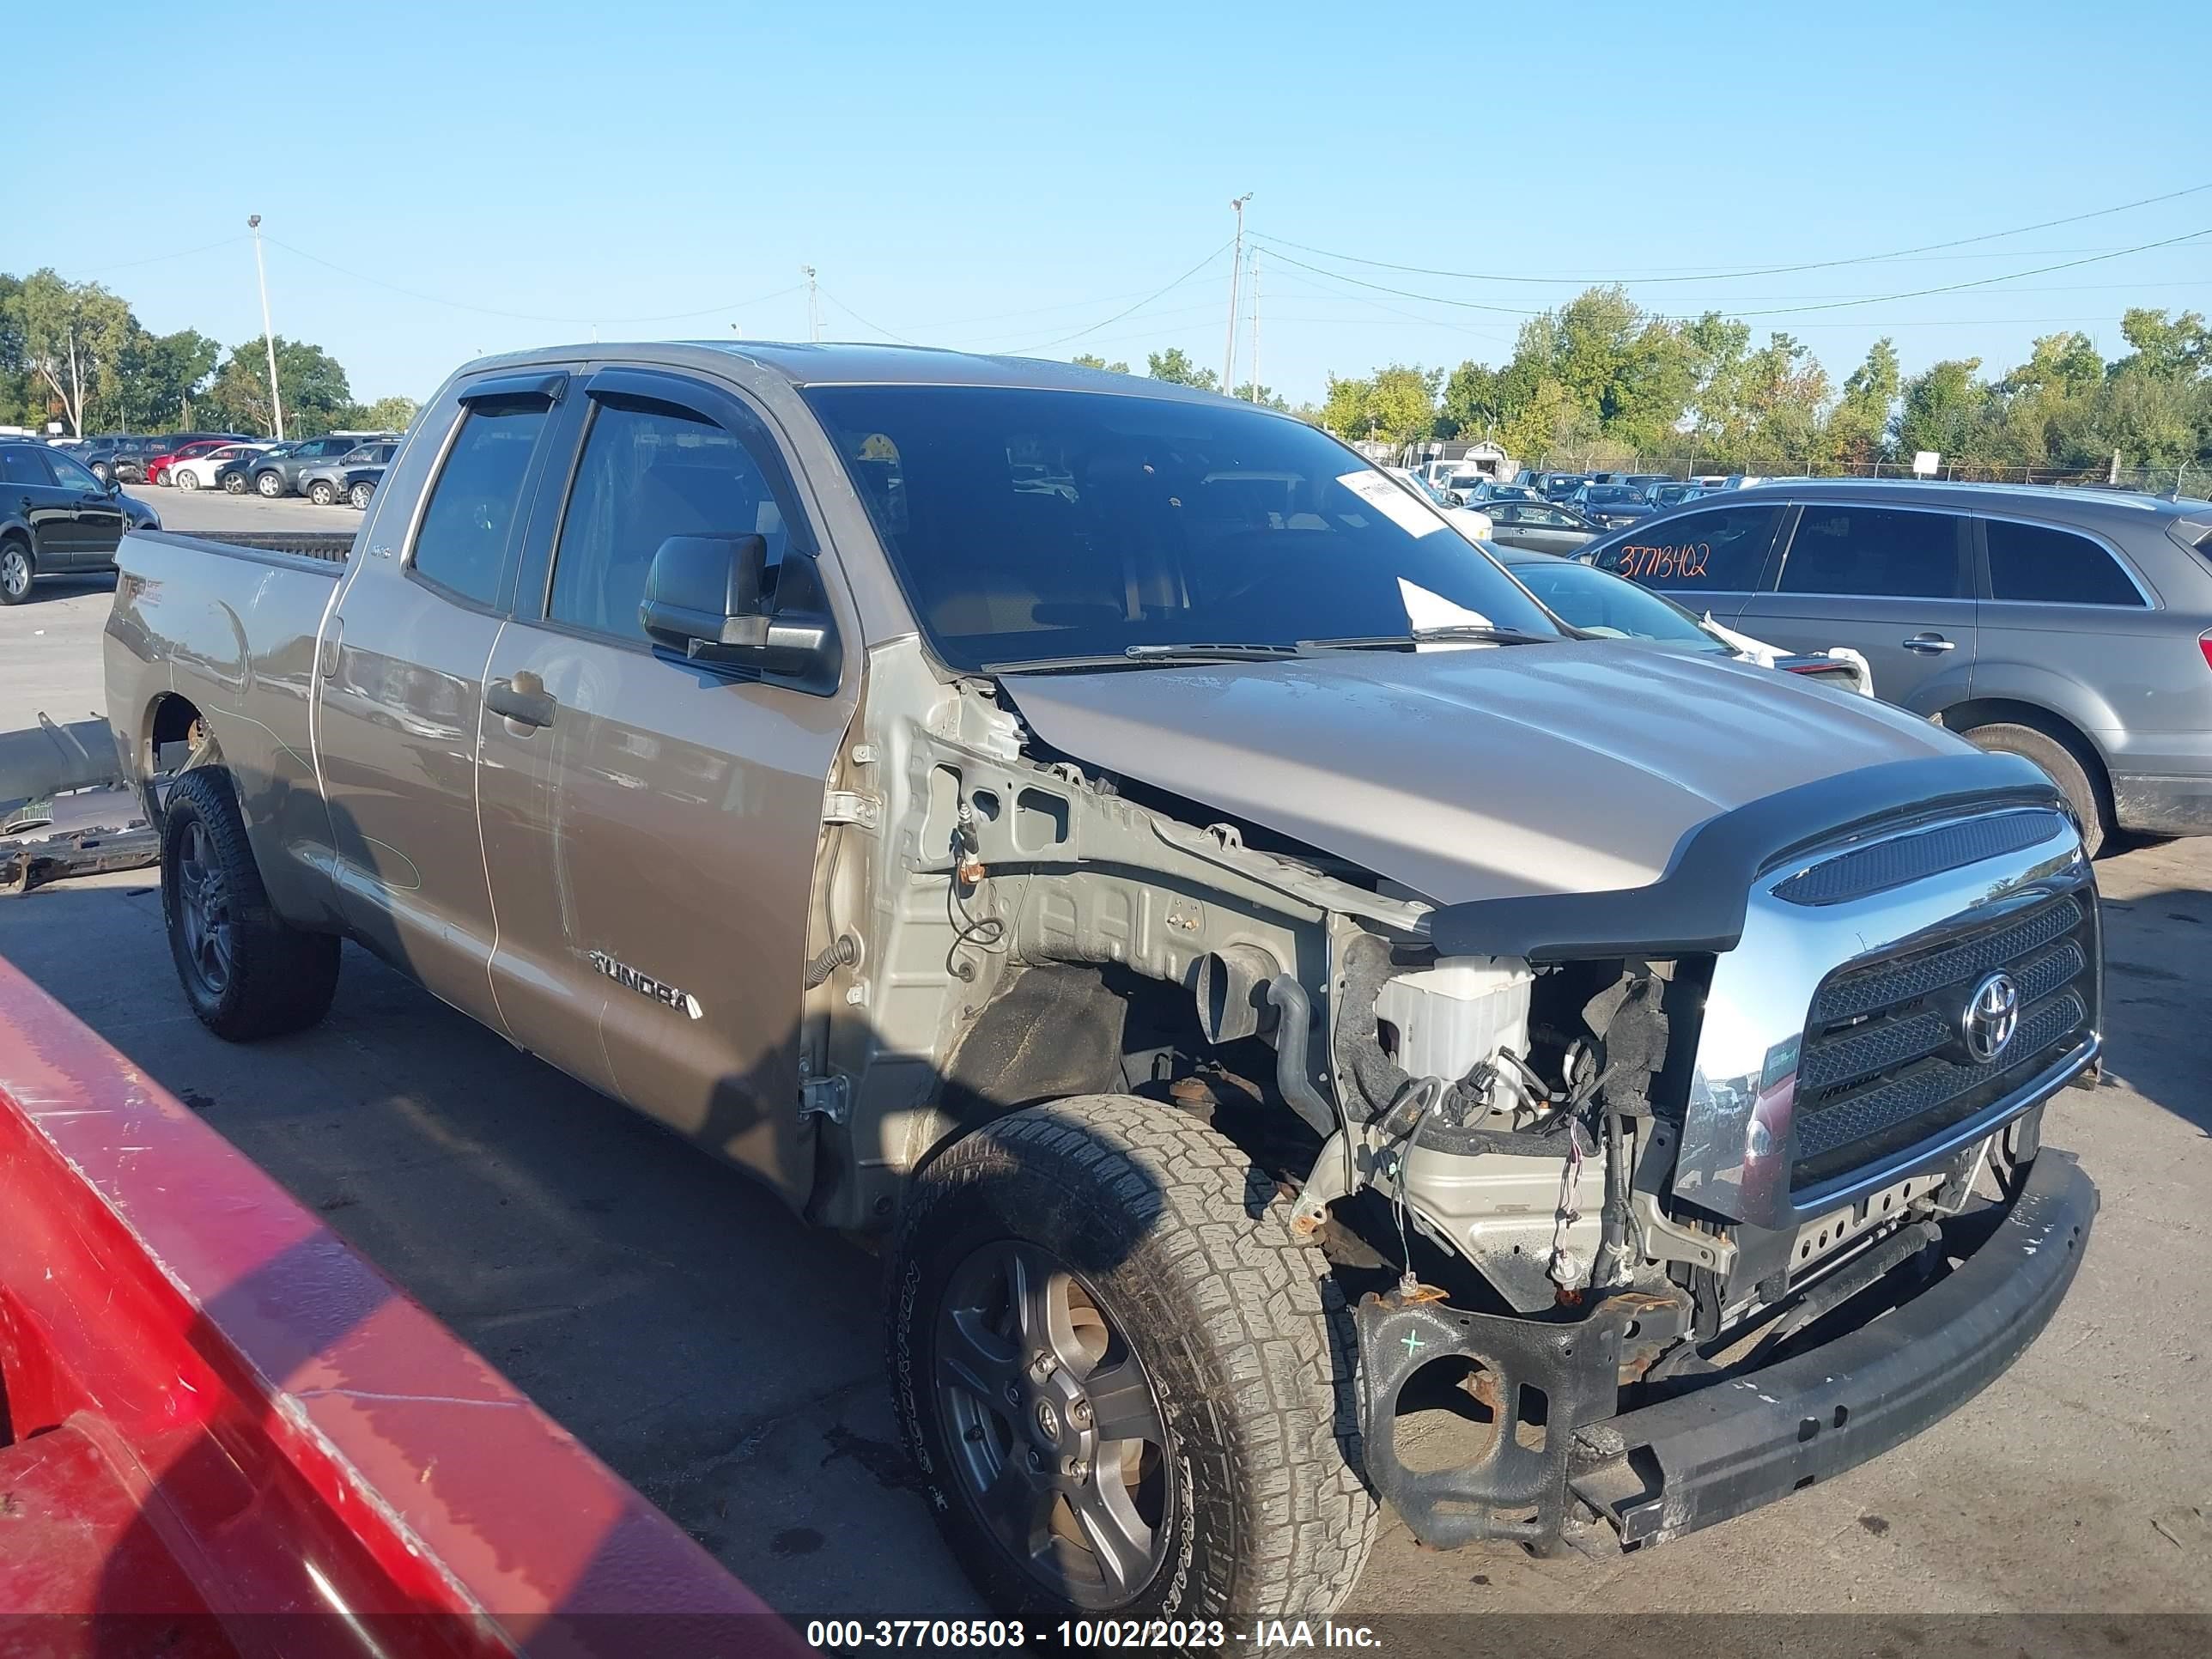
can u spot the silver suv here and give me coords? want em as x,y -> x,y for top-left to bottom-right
1585,480 -> 2212,854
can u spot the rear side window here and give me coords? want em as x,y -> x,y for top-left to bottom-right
1984,519 -> 2144,606
547,400 -> 787,642
1779,507 -> 1964,599
410,402 -> 549,606
1595,504 -> 1782,590
0,447 -> 53,487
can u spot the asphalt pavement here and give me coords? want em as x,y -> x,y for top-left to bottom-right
1,502 -> 2208,1632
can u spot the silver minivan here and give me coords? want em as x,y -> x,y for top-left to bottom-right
1585,479 -> 2212,854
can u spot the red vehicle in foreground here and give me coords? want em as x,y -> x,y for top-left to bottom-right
145,437 -> 250,487
0,954 -> 796,1656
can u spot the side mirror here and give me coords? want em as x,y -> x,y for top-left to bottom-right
105,476 -> 122,496
640,533 -> 836,684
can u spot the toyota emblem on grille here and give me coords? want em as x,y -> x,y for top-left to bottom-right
1961,970 -> 2022,1064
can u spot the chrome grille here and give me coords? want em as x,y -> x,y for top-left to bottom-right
1792,892 -> 2096,1190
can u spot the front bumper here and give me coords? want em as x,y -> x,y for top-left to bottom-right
1355,1150 -> 2096,1551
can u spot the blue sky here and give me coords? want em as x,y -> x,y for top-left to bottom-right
11,0 -> 2209,405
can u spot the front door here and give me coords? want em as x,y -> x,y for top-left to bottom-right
1738,502 -> 1977,713
475,368 -> 856,1203
44,447 -> 126,566
317,376 -> 567,1028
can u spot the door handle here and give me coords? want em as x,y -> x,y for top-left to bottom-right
486,675 -> 557,729
1901,633 -> 1956,653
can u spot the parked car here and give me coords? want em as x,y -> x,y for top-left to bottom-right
1489,544 -> 1872,694
1571,482 -> 1660,530
299,440 -> 399,507
1536,470 -> 1589,501
213,441 -> 287,494
1481,497 -> 1602,555
147,436 -> 253,487
0,437 -> 156,603
1462,480 -> 1541,504
1646,480 -> 1711,509
1619,472 -> 1671,497
81,435 -> 171,484
169,442 -> 277,493
1583,479 -> 2212,853
108,343 -> 2102,1626
249,433 -> 394,498
1385,466 -> 1493,541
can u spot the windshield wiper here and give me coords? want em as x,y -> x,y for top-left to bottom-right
1300,624 -> 1564,650
982,642 -> 1307,673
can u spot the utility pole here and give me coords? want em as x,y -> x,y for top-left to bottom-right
1248,250 -> 1261,403
803,264 -> 822,342
1223,193 -> 1251,394
247,216 -> 285,441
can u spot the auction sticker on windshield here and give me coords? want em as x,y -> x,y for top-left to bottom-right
1339,470 -> 1447,537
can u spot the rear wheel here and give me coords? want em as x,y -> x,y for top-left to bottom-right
0,538 -> 32,605
90,462 -> 111,483
889,1095 -> 1376,1625
160,769 -> 340,1040
1960,720 -> 2108,858
175,466 -> 201,490
347,480 -> 374,510
307,479 -> 336,507
255,470 -> 283,498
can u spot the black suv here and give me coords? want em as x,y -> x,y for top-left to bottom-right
0,439 -> 158,604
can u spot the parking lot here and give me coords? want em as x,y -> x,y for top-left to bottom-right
1,489 -> 2208,1640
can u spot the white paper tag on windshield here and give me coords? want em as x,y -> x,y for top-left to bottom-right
1339,470 -> 1447,537
1398,579 -> 1493,650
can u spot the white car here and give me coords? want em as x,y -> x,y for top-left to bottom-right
1385,467 -> 1494,541
169,442 -> 276,493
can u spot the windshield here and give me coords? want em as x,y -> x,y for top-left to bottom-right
1582,485 -> 1638,505
804,385 -> 1559,671
1497,558 -> 1723,650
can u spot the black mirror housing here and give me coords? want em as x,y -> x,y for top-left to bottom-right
639,532 -> 839,692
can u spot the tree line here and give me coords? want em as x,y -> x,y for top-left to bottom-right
0,269 -> 417,440
1096,289 -> 2212,481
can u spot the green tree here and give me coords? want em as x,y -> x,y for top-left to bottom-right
1826,337 -> 1899,464
1321,364 -> 1441,446
107,326 -> 221,430
2111,308 -> 2209,380
1893,358 -> 1989,462
204,337 -> 354,437
350,393 -> 421,432
1146,347 -> 1218,391
1229,382 -> 1290,412
6,269 -> 133,436
1071,353 -> 1130,374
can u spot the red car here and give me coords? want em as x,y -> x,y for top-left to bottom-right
146,436 -> 250,486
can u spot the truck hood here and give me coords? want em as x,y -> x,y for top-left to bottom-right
1001,641 -> 1968,907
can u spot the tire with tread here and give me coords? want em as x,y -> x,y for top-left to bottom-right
889,1094 -> 1378,1626
1959,720 -> 2108,858
0,537 -> 32,605
160,768 -> 340,1040
255,469 -> 283,498
307,479 -> 335,507
175,466 -> 201,490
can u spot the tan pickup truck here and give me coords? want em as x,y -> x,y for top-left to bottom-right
107,344 -> 2100,1627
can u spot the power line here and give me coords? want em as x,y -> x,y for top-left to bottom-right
63,235 -> 250,278
1249,179 -> 2212,287
817,286 -> 921,345
1251,227 -> 2212,325
999,240 -> 1236,354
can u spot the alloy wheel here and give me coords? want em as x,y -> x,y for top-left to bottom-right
934,1240 -> 1173,1607
173,818 -> 234,996
1,547 -> 28,599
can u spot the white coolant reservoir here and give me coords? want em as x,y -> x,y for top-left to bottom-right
1372,957 -> 1535,1084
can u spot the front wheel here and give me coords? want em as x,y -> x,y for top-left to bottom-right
255,471 -> 283,498
889,1096 -> 1376,1626
223,471 -> 247,495
160,769 -> 341,1040
307,479 -> 336,507
348,480 -> 375,510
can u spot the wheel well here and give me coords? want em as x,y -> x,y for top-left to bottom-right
1938,697 -> 2112,807
149,693 -> 208,771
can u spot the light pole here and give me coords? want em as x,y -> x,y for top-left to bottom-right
1222,193 -> 1251,394
247,216 -> 285,441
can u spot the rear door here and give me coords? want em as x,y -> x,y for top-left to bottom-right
316,372 -> 568,1029
1738,501 -> 1975,712
1589,500 -> 1786,626
474,368 -> 856,1202
1,447 -> 78,565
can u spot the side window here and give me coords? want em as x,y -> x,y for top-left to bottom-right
0,448 -> 54,487
48,451 -> 100,489
1596,504 -> 1782,590
546,398 -> 788,643
1984,519 -> 2144,606
1778,507 -> 1963,599
410,401 -> 550,606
